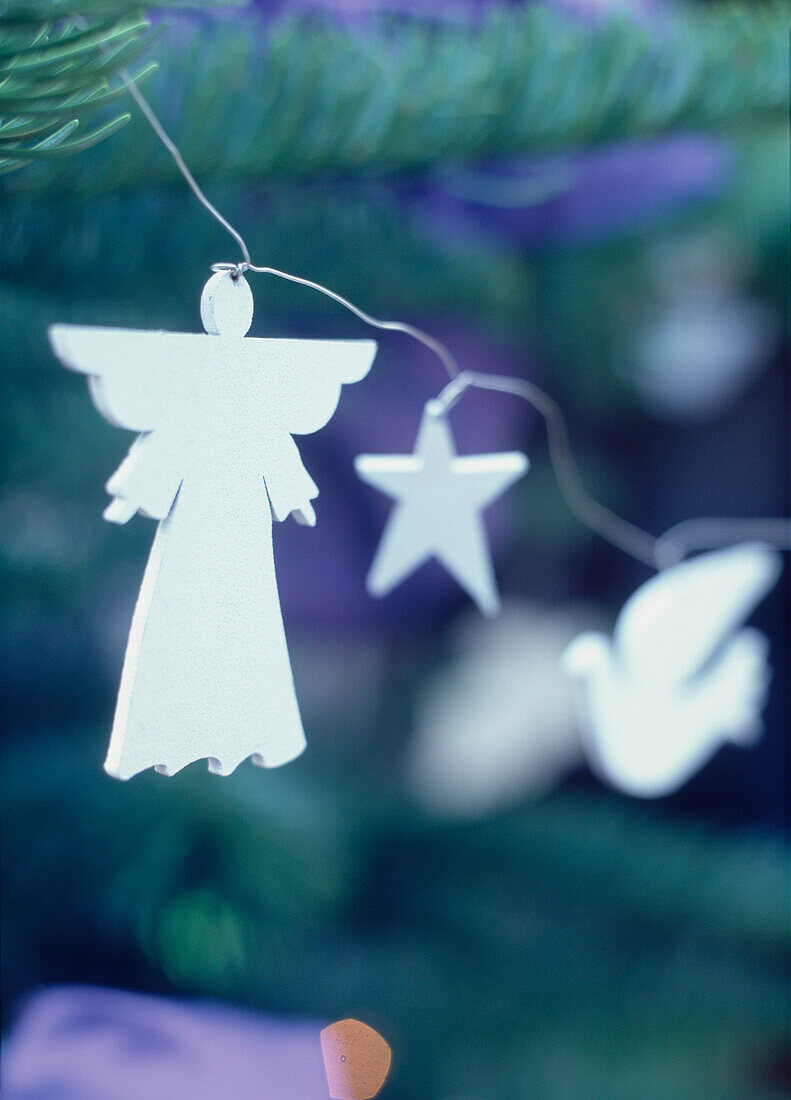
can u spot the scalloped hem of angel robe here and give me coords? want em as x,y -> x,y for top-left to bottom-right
103,471 -> 307,781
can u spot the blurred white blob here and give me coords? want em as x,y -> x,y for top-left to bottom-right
633,236 -> 778,421
408,601 -> 596,816
562,543 -> 782,798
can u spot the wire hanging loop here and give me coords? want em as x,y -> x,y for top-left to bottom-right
211,261 -> 250,280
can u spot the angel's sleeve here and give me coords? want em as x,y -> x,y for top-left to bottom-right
102,431 -> 185,523
259,433 -> 320,526
48,326 -> 192,523
246,338 -> 377,525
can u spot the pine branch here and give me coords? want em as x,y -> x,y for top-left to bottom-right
0,2 -> 230,172
3,0 -> 788,193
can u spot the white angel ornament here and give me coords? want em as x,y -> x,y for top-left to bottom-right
562,543 -> 782,798
49,272 -> 377,780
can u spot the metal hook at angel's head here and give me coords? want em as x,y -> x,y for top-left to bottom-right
200,270 -> 254,337
210,261 -> 250,282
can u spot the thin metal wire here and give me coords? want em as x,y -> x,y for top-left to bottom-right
123,70 -> 460,378
120,63 -> 460,380
109,59 -> 789,572
212,262 -> 461,380
654,518 -> 791,570
120,76 -> 253,269
435,371 -> 662,568
435,372 -> 791,569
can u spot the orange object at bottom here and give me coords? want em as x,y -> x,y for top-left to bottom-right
320,1019 -> 392,1100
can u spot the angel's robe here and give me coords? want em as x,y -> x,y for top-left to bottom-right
49,324 -> 377,779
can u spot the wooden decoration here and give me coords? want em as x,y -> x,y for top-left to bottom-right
562,542 -> 782,797
49,272 -> 377,780
320,1019 -> 392,1100
355,402 -> 528,615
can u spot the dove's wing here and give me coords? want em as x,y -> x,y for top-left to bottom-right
613,543 -> 782,685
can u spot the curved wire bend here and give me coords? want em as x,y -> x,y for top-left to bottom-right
243,263 -> 460,381
435,371 -> 662,568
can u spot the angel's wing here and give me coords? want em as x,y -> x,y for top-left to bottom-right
51,327 -> 377,438
614,543 -> 782,685
48,326 -> 213,431
50,325 -> 377,525
241,339 -> 377,435
49,326 -> 223,522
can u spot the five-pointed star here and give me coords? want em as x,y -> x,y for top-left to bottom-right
355,403 -> 529,615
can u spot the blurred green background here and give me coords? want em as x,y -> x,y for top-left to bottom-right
1,2 -> 789,1097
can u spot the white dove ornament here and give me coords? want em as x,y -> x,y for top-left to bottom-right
49,272 -> 377,780
561,543 -> 782,798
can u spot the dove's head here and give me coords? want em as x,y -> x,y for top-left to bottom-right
560,631 -> 611,681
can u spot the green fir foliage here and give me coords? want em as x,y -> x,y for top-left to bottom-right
2,1 -> 790,191
0,1 -> 231,172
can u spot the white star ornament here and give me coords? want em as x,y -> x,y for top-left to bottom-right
355,403 -> 528,615
561,542 -> 782,798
